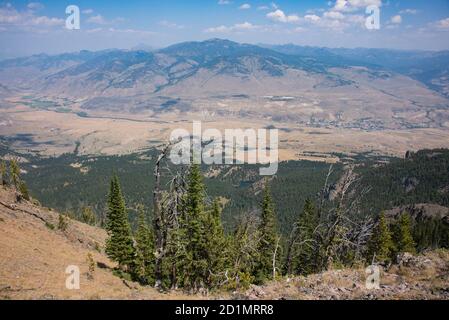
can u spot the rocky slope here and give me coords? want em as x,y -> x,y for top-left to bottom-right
240,251 -> 449,300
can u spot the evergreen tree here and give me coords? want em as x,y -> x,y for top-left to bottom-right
163,215 -> 188,290
367,212 -> 394,263
0,160 -> 7,186
393,212 -> 416,254
105,175 -> 135,272
134,205 -> 155,285
292,199 -> 319,275
81,207 -> 96,225
181,164 -> 209,290
19,181 -> 30,201
227,213 -> 260,289
254,183 -> 279,283
9,159 -> 20,188
204,198 -> 228,288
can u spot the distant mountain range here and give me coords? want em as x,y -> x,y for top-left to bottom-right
0,39 -> 448,130
0,38 -> 448,97
263,44 -> 449,97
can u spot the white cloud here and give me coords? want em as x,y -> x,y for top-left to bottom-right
399,9 -> 418,15
323,11 -> 345,20
301,11 -> 365,31
293,26 -> 305,33
218,0 -> 231,5
82,9 -> 94,15
159,20 -> 185,29
27,2 -> 44,11
87,14 -> 108,25
304,14 -> 321,23
31,15 -> 63,26
333,0 -> 382,13
432,17 -> 449,30
85,15 -> 125,26
391,15 -> 402,24
239,4 -> 251,10
257,6 -> 270,11
0,4 -> 63,30
266,9 -> 299,23
204,21 -> 259,33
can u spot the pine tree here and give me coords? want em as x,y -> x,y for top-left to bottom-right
105,175 -> 135,272
228,213 -> 259,289
254,183 -> 279,283
134,205 -> 155,285
181,164 -> 209,290
9,159 -> 20,188
292,199 -> 318,275
367,212 -> 394,264
81,207 -> 96,225
19,181 -> 30,201
163,216 -> 188,290
0,160 -> 7,186
204,198 -> 228,288
8,159 -> 30,200
393,212 -> 416,254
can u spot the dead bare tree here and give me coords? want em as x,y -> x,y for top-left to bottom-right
284,222 -> 299,275
316,165 -> 376,270
272,236 -> 282,280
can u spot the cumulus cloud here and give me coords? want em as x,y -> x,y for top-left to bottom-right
304,14 -> 321,23
82,9 -> 94,15
159,20 -> 185,29
27,2 -> 44,11
391,15 -> 402,24
30,15 -> 64,26
333,0 -> 382,13
432,17 -> 449,30
239,4 -> 251,10
86,14 -> 108,25
86,15 -> 125,26
218,0 -> 231,5
0,4 -> 63,30
204,21 -> 259,33
266,9 -> 299,23
300,10 -> 365,31
323,11 -> 345,20
399,9 -> 418,15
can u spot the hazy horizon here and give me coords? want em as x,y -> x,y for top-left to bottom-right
1,0 -> 449,59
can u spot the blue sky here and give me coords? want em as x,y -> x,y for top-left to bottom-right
1,0 -> 449,58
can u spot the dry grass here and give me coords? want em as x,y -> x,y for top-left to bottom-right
0,186 -> 213,300
2,105 -> 449,161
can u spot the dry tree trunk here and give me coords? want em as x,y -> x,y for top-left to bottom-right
272,236 -> 281,280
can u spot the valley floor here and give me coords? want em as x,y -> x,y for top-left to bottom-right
0,186 -> 448,300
